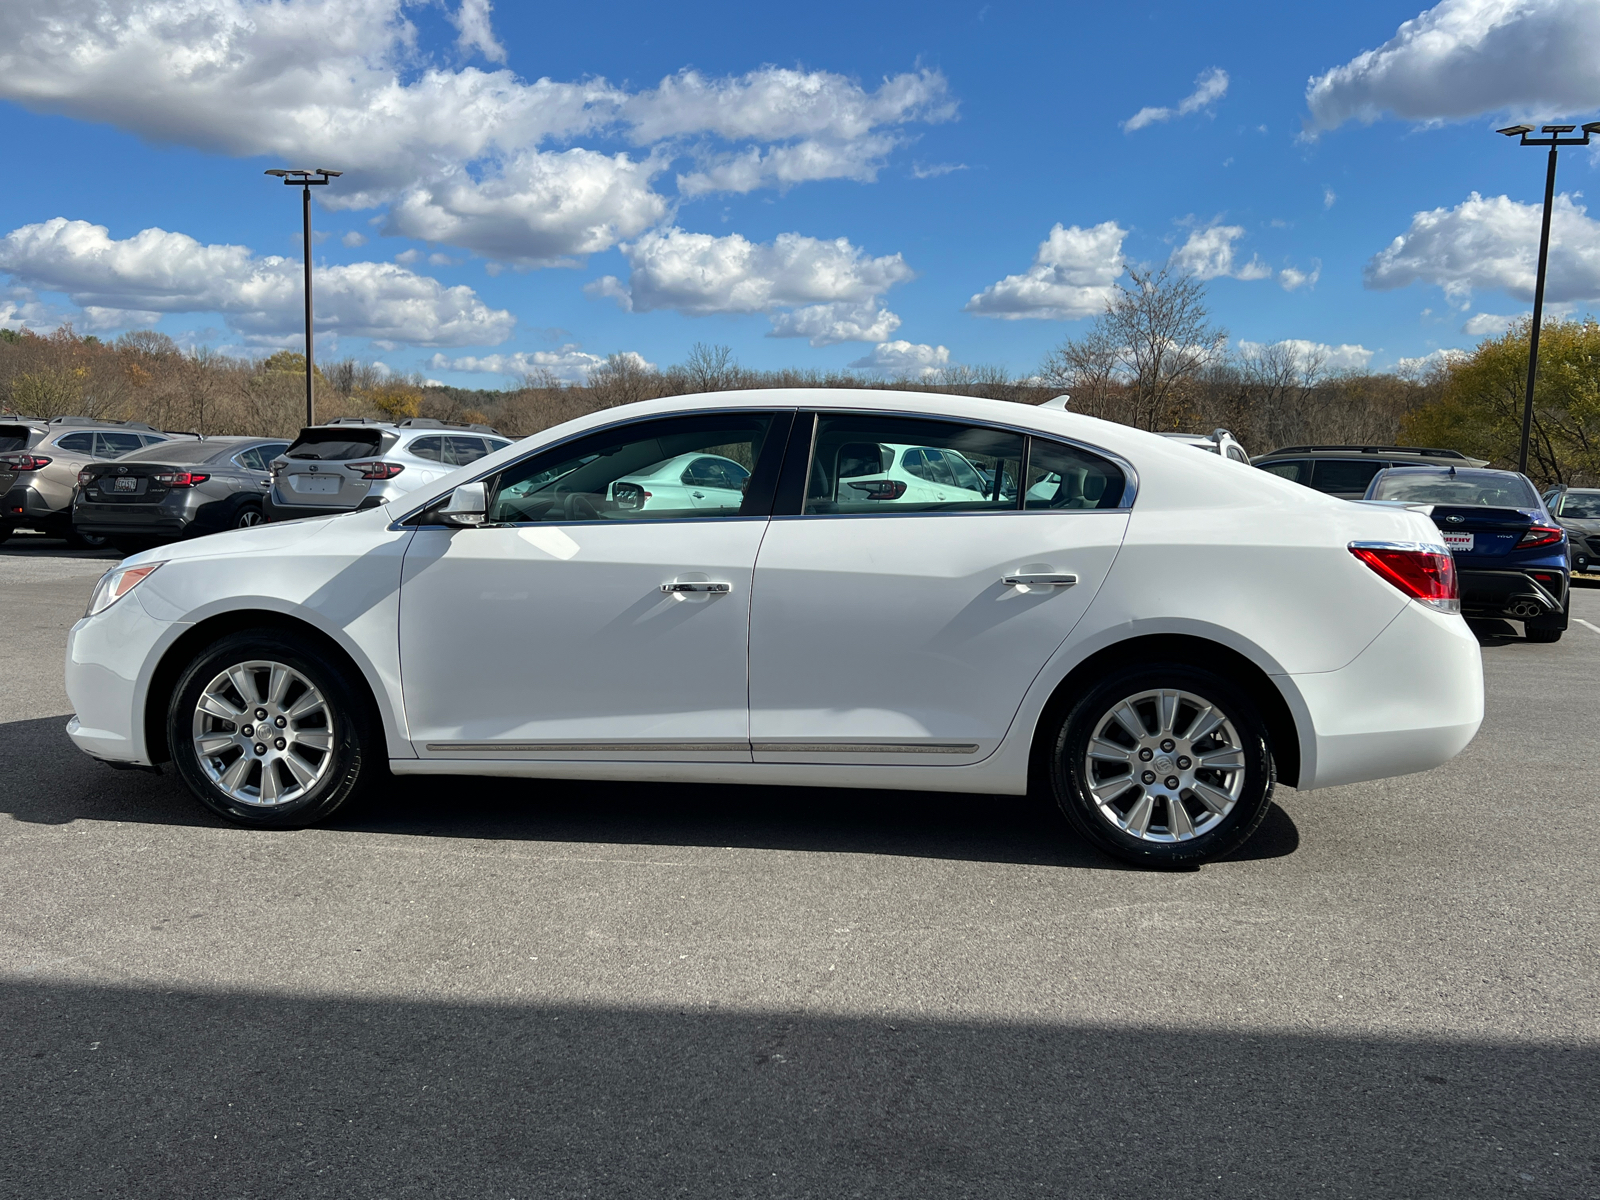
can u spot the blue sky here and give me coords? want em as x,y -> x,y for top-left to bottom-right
3,0 -> 1600,386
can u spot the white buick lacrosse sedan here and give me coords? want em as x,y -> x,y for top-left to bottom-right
65,390 -> 1483,867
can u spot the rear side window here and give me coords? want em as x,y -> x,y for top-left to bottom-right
286,429 -> 385,460
1310,459 -> 1386,494
55,432 -> 97,454
1024,438 -> 1126,510
0,425 -> 34,453
805,415 -> 1023,515
1226,446 -> 1249,463
408,436 -> 445,463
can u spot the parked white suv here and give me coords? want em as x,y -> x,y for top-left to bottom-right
1159,429 -> 1250,463
265,417 -> 511,521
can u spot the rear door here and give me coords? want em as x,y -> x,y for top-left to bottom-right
747,412 -> 1131,765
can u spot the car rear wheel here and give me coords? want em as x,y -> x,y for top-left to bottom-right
168,631 -> 380,827
234,503 -> 264,528
1048,664 -> 1275,868
65,525 -> 112,550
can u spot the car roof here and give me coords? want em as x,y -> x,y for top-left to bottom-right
1378,465 -> 1522,480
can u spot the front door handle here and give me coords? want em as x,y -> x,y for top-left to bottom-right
661,581 -> 732,594
1002,573 -> 1078,588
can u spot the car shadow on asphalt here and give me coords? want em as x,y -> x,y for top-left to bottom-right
3,976 -> 1588,1199
3,714 -> 1299,869
1467,617 -> 1528,647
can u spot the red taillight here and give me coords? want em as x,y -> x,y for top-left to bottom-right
1350,543 -> 1460,613
1519,525 -> 1564,548
78,469 -> 96,487
345,461 -> 404,480
152,471 -> 209,488
0,453 -> 52,472
845,478 -> 908,501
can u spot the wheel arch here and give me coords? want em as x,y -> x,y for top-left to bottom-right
143,610 -> 391,764
1026,633 -> 1302,789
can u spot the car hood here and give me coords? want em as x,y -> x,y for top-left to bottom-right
119,515 -> 337,567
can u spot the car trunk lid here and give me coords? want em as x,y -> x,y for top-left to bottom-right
1428,505 -> 1535,558
79,460 -> 201,504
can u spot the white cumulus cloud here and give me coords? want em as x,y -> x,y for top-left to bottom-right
1394,347 -> 1472,373
1123,68 -> 1229,132
1170,225 -> 1272,281
1279,260 -> 1322,291
1364,192 -> 1600,306
965,222 -> 1126,320
586,228 -> 913,345
0,218 -> 515,347
428,345 -> 647,383
1462,311 -> 1521,335
1238,338 -> 1376,372
0,2 -> 950,263
847,341 -> 951,377
1305,0 -> 1600,132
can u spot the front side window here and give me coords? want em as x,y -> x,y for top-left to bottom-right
96,432 -> 147,458
485,413 -> 776,523
804,415 -> 1024,515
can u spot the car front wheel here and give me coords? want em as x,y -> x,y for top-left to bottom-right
1049,664 -> 1275,868
168,631 -> 379,827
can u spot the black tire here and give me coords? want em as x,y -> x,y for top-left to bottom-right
233,502 -> 265,529
1526,626 -> 1563,643
1526,590 -> 1570,642
168,630 -> 381,828
1048,663 -> 1275,868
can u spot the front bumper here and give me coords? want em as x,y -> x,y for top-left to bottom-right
1288,598 -> 1483,791
65,586 -> 182,767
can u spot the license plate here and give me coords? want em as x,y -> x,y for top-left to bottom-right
112,476 -> 138,492
292,474 -> 341,494
1442,532 -> 1474,551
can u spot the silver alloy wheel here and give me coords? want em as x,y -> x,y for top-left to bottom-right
236,508 -> 264,528
190,659 -> 336,807
1082,687 -> 1247,843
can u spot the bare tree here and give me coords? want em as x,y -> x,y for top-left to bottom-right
682,342 -> 740,392
1043,266 -> 1226,430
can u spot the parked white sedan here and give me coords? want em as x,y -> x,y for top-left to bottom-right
64,389 -> 1483,867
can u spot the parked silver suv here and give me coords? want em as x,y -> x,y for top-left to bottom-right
1,416 -> 198,547
1158,428 -> 1251,462
265,417 -> 511,521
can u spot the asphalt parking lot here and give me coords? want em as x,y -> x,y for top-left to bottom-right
2,532 -> 1597,1199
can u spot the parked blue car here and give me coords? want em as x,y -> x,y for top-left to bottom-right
1363,465 -> 1570,643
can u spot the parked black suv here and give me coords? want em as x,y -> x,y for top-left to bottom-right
1252,444 -> 1490,500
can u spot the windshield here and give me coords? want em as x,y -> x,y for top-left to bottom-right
1371,470 -> 1538,508
122,439 -> 245,464
1557,490 -> 1600,519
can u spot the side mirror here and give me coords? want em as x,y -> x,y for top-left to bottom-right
437,481 -> 487,527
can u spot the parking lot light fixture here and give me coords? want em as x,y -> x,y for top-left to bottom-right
264,168 -> 340,426
1497,122 -> 1595,475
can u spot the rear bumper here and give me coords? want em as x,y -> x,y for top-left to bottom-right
1458,568 -> 1569,621
3,483 -> 63,527
1287,599 -> 1483,791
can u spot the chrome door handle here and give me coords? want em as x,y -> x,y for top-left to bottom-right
661,582 -> 732,594
1002,573 -> 1078,588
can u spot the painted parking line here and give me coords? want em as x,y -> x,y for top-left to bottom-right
1576,618 -> 1600,636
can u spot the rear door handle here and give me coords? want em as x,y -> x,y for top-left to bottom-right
661,582 -> 732,594
1002,573 -> 1078,588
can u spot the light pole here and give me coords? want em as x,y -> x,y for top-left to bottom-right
1495,122 -> 1599,475
264,168 -> 341,427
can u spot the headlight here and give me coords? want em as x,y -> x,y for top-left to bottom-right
85,562 -> 163,618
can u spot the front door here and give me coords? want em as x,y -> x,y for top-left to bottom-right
399,411 -> 787,760
748,413 -> 1131,763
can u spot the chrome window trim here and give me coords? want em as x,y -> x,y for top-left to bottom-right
388,402 -> 1138,529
